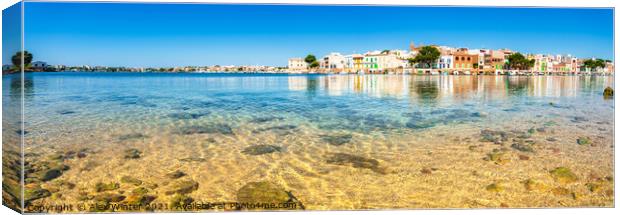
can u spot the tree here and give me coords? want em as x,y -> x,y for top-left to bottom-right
506,53 -> 535,70
409,46 -> 440,68
305,54 -> 319,69
309,61 -> 320,68
582,59 -> 606,70
11,51 -> 33,69
304,55 -> 317,64
381,49 -> 390,54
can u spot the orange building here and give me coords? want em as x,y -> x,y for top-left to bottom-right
453,49 -> 479,71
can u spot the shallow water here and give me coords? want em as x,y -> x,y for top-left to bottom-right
2,72 -> 615,211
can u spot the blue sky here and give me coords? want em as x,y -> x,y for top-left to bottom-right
12,2 -> 615,67
2,2 -> 21,66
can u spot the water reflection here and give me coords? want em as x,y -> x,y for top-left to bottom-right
288,75 -> 613,105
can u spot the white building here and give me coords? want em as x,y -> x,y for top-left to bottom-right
389,49 -> 412,60
437,55 -> 454,69
31,61 -> 48,69
363,53 -> 407,71
288,58 -> 308,71
320,52 -> 346,70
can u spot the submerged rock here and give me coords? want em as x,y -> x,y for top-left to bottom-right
120,176 -> 143,186
95,182 -> 120,192
523,179 -> 548,192
603,87 -> 614,99
236,181 -> 295,208
165,170 -> 187,179
124,148 -> 142,159
471,111 -> 488,118
60,149 -> 90,160
479,129 -> 509,143
586,182 -> 603,192
405,119 -> 437,129
94,193 -> 126,203
165,179 -> 199,195
26,159 -> 70,183
16,129 -> 28,135
549,167 -> 578,184
250,116 -> 284,123
119,133 -> 147,141
177,124 -> 234,135
546,137 -> 558,142
514,131 -> 532,139
484,150 -> 509,165
52,180 -> 76,190
24,187 -> 51,204
511,143 -> 534,153
551,187 -> 571,196
527,127 -> 536,134
34,168 -> 64,182
468,145 -> 482,152
485,182 -> 504,192
132,187 -> 149,195
326,153 -> 387,174
571,116 -> 588,123
242,145 -> 282,155
253,125 -> 298,135
320,134 -> 353,146
58,110 -> 76,115
124,194 -> 157,206
168,112 -> 210,120
77,191 -> 94,201
169,194 -> 194,209
42,168 -> 64,181
544,121 -> 558,127
577,137 -> 591,145
420,168 -> 433,175
178,157 -> 207,162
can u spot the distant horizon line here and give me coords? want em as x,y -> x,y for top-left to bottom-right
11,51 -> 615,68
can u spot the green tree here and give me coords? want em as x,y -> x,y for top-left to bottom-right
304,54 -> 317,64
11,51 -> 33,69
309,61 -> 320,68
506,53 -> 535,70
582,59 -> 606,70
409,46 -> 440,68
305,54 -> 319,69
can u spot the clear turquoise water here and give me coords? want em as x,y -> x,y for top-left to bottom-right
1,72 -> 614,137
2,72 -> 615,210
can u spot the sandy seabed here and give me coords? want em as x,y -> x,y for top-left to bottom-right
12,110 -> 613,212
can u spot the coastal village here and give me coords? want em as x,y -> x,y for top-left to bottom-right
3,41 -> 614,75
288,42 -> 615,75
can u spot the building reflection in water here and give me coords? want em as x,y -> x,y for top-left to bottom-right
288,75 -> 613,106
